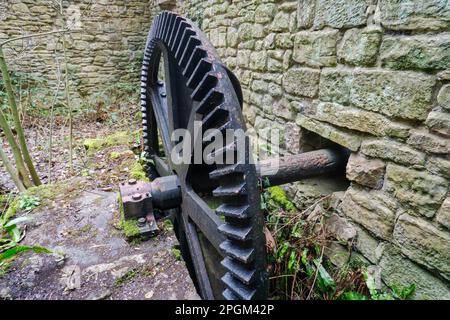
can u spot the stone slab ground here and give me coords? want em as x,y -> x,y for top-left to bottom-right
0,189 -> 199,300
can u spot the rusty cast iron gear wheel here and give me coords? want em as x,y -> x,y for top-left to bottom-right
140,12 -> 268,300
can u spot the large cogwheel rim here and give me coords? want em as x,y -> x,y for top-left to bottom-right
140,11 -> 267,300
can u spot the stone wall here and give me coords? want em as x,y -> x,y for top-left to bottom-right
0,0 -> 158,100
180,0 -> 450,299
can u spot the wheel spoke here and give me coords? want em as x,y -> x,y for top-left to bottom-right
182,189 -> 225,255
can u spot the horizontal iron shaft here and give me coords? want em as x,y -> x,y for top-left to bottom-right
257,148 -> 349,187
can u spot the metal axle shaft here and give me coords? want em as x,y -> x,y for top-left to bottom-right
257,148 -> 349,186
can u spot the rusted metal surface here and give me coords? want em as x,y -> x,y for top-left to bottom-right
257,148 -> 350,186
119,180 -> 152,219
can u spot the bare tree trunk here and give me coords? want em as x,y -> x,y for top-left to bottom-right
0,138 -> 26,192
0,109 -> 32,188
62,36 -> 73,173
0,45 -> 41,186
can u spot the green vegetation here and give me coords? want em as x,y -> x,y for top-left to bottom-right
18,195 -> 40,212
264,188 -> 415,300
171,246 -> 182,261
83,131 -> 131,154
0,210 -> 51,276
130,162 -> 149,182
114,268 -> 138,287
263,186 -> 296,212
118,194 -> 141,240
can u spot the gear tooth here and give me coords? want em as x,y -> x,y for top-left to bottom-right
187,58 -> 213,89
191,74 -> 218,102
155,14 -> 162,38
158,12 -> 168,39
201,105 -> 229,130
221,257 -> 256,285
216,204 -> 250,219
219,224 -> 252,242
163,13 -> 175,42
183,47 -> 207,80
222,289 -> 239,300
206,142 -> 237,165
213,180 -> 245,197
172,21 -> 189,52
202,121 -> 233,143
220,240 -> 254,264
221,273 -> 256,300
169,17 -> 184,49
179,37 -> 201,70
175,28 -> 196,60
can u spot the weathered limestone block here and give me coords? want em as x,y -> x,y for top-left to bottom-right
337,27 -> 382,66
346,153 -> 386,189
270,11 -> 290,32
268,83 -> 283,97
283,67 -> 320,98
325,213 -> 357,243
238,23 -> 264,41
296,114 -> 362,151
226,27 -> 238,48
339,187 -> 398,240
361,139 -> 425,166
297,0 -> 316,29
437,84 -> 450,111
438,69 -> 450,81
350,69 -> 435,120
384,164 -> 448,218
394,214 -> 450,279
11,3 -> 30,14
425,111 -> 450,137
379,0 -> 450,31
237,50 -> 251,67
407,129 -> 450,155
319,68 -> 353,105
379,245 -> 450,300
436,197 -> 450,229
353,224 -> 384,264
284,122 -> 301,154
283,50 -> 292,70
293,29 -> 339,67
312,0 -> 371,29
381,34 -> 450,71
273,98 -> 293,120
251,80 -> 268,93
274,33 -> 293,49
324,242 -> 351,268
249,51 -> 267,71
255,3 -> 276,24
311,102 -> 410,138
426,156 -> 450,179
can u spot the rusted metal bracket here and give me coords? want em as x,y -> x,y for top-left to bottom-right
119,176 -> 182,240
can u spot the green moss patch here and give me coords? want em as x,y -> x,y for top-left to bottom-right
129,162 -> 149,182
118,194 -> 141,240
266,186 -> 296,212
83,131 -> 131,154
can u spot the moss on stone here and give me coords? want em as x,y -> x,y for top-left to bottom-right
267,186 -> 296,212
83,131 -> 131,154
121,219 -> 141,239
130,162 -> 149,182
110,150 -> 134,160
118,194 -> 141,240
